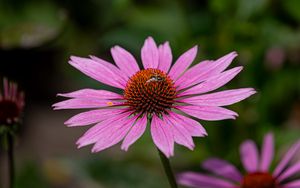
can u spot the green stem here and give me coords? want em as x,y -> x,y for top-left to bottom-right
7,133 -> 15,188
157,148 -> 178,188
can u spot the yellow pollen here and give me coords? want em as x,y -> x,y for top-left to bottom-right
106,101 -> 114,106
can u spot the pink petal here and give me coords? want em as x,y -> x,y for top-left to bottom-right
151,115 -> 174,158
69,56 -> 126,89
77,112 -> 131,148
177,172 -> 236,188
111,45 -> 140,77
273,140 -> 300,177
11,83 -> 18,101
141,37 -> 159,69
282,180 -> 300,188
53,98 -> 123,110
175,60 -> 213,89
164,115 -> 195,150
157,42 -> 172,73
175,52 -> 237,90
259,133 -> 274,171
64,109 -> 126,127
17,92 -> 25,109
177,105 -> 238,121
179,66 -> 243,95
180,88 -> 256,107
202,158 -> 243,182
240,140 -> 259,172
3,78 -> 9,99
89,55 -> 129,82
58,89 -> 123,100
277,161 -> 300,182
168,46 -> 198,81
121,115 -> 147,151
91,117 -> 135,153
205,51 -> 238,75
169,112 -> 207,137
8,82 -> 14,100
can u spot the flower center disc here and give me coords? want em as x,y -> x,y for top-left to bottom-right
124,68 -> 176,115
241,172 -> 277,188
0,100 -> 20,124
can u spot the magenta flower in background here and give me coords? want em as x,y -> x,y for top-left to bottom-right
53,36 -> 255,157
0,78 -> 25,125
178,133 -> 300,188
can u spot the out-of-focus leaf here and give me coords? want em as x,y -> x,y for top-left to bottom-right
0,1 -> 66,49
282,0 -> 300,21
236,0 -> 268,19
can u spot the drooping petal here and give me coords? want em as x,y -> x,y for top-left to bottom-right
58,89 -> 123,100
69,56 -> 126,89
177,105 -> 238,121
273,140 -> 300,177
157,42 -> 172,73
168,46 -> 198,80
64,109 -> 126,127
111,45 -> 140,77
17,92 -> 25,109
8,82 -> 14,100
164,115 -> 195,150
168,111 -> 207,137
240,140 -> 259,172
151,115 -> 174,157
259,133 -> 274,171
202,158 -> 243,182
175,52 -> 237,90
277,161 -> 300,182
53,98 -> 123,110
121,115 -> 147,151
179,66 -> 243,95
180,88 -> 256,107
76,112 -> 131,147
281,180 -> 300,188
177,172 -> 236,188
11,83 -> 17,101
3,78 -> 9,99
141,37 -> 159,69
91,116 -> 136,153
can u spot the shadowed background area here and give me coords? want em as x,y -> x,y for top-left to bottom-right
0,0 -> 300,187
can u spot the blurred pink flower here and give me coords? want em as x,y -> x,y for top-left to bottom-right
0,78 -> 25,125
53,37 -> 255,157
265,47 -> 286,71
178,133 -> 300,188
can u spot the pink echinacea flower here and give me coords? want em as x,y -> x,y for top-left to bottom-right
0,78 -> 24,125
53,37 -> 255,157
178,133 -> 300,188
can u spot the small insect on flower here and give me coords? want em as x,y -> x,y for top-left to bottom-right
146,70 -> 165,83
178,133 -> 300,188
53,37 -> 256,157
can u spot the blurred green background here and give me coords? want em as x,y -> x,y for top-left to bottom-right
0,0 -> 300,187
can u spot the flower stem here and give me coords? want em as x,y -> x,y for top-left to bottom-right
157,148 -> 178,188
7,133 -> 15,188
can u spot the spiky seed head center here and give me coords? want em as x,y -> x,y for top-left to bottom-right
124,68 -> 176,115
241,172 -> 277,188
0,100 -> 20,124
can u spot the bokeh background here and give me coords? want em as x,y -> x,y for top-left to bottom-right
1,0 -> 300,187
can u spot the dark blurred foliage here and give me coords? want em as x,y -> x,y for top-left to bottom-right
0,0 -> 300,187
